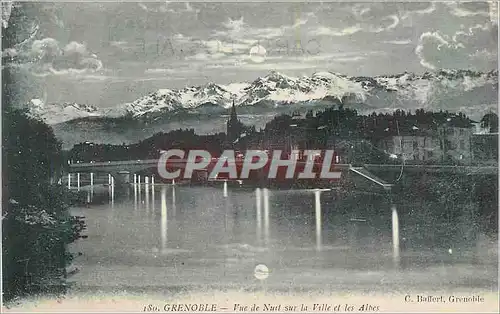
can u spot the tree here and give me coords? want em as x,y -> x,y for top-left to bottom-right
2,3 -> 85,302
2,109 -> 86,301
480,113 -> 499,133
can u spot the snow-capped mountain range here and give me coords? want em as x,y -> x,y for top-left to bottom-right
27,69 -> 498,125
26,99 -> 101,125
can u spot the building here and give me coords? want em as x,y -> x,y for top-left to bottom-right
376,124 -> 443,163
472,133 -> 499,165
377,115 -> 476,165
383,135 -> 442,163
437,125 -> 475,164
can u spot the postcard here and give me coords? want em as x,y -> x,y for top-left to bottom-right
1,1 -> 498,312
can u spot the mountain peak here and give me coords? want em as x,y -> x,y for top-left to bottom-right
264,70 -> 295,81
26,69 -> 498,125
312,71 -> 344,80
30,98 -> 44,108
26,99 -> 100,124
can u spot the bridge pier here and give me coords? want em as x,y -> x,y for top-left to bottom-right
107,171 -> 131,188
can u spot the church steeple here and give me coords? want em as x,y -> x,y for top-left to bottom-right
230,99 -> 237,121
227,99 -> 242,144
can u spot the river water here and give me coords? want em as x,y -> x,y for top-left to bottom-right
67,179 -> 498,295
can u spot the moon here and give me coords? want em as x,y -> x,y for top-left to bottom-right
254,264 -> 269,280
249,45 -> 266,63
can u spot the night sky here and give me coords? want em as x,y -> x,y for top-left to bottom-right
3,1 -> 498,107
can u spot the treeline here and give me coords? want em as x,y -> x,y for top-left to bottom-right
68,105 -> 486,163
67,129 -> 228,162
2,109 -> 86,302
264,106 -> 475,137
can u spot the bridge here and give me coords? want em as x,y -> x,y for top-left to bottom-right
67,158 -> 354,185
67,158 -> 497,187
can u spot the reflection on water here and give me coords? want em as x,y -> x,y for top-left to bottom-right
263,188 -> 270,247
68,179 -> 497,292
314,190 -> 322,252
161,186 -> 167,252
255,188 -> 262,246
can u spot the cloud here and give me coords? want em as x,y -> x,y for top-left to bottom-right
134,76 -> 186,83
336,3 -> 437,36
304,51 -> 381,61
445,2 -> 491,18
177,12 -> 317,66
175,9 -> 320,68
309,25 -> 362,37
137,2 -> 148,12
174,5 -> 394,76
415,23 -> 497,71
308,8 -> 401,38
382,39 -> 412,45
137,1 -> 175,14
137,1 -> 200,15
215,12 -> 316,41
2,47 -> 17,58
64,41 -> 87,55
222,16 -> 245,32
184,2 -> 195,13
351,4 -> 371,19
401,2 -> 437,20
214,21 -> 284,40
201,39 -> 251,55
452,23 -> 490,42
109,41 -> 133,51
199,50 -> 371,73
369,15 -> 399,33
76,73 -> 187,84
470,48 -> 497,61
31,38 -> 61,62
18,38 -> 103,77
186,52 -> 226,61
211,60 -> 320,72
144,68 -> 174,74
229,55 -> 368,71
416,32 -> 455,70
308,15 -> 398,38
